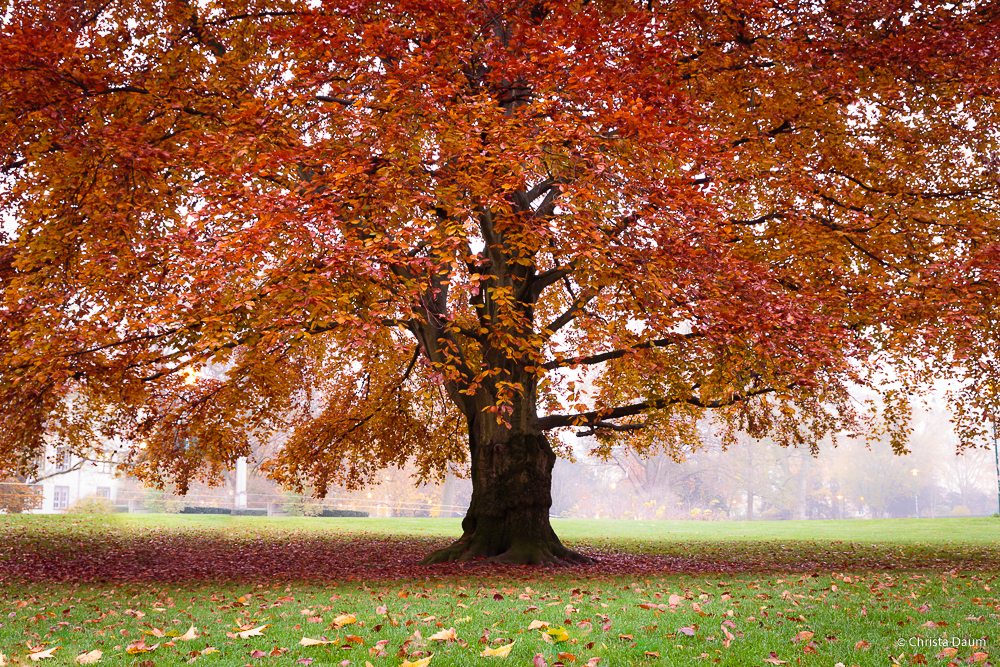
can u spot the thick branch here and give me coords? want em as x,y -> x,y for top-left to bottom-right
575,420 -> 646,437
544,287 -> 597,334
542,332 -> 704,370
538,385 -> 776,431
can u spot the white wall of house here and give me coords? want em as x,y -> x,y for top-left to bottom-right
30,445 -> 121,513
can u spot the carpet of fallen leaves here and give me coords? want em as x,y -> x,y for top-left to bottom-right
2,518 -> 998,584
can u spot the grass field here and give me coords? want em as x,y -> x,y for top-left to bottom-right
1,515 -> 997,667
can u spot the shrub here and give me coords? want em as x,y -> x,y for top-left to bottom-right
68,495 -> 115,515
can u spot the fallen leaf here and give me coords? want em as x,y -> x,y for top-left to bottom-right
333,614 -> 357,628
300,636 -> 335,646
344,635 -> 364,645
644,651 -> 660,658
401,656 -> 433,667
428,628 -> 457,642
533,653 -> 547,667
178,626 -> 200,641
250,650 -> 267,658
855,641 -> 871,651
557,652 -> 577,663
75,650 -> 103,664
668,595 -> 682,606
585,659 -> 600,667
528,620 -> 550,630
617,634 -> 633,641
481,642 -> 514,658
27,648 -> 61,662
792,631 -> 813,643
200,648 -> 219,655
936,648 -> 958,659
677,627 -> 696,636
237,624 -> 271,639
972,653 -> 988,663
296,659 -> 313,666
0,652 -> 7,667
545,627 -> 569,643
126,641 -> 159,655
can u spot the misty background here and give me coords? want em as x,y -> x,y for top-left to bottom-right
92,392 -> 998,521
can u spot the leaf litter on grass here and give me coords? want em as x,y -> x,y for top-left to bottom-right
3,570 -> 998,667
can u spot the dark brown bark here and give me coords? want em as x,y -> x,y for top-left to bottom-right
421,411 -> 594,566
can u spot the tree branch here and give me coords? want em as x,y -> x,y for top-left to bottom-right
542,332 -> 704,370
544,287 -> 597,334
537,384 -> 776,431
575,420 -> 646,437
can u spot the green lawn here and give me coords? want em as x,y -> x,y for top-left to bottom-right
1,515 -> 997,667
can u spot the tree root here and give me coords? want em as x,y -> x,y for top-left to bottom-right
420,534 -> 596,566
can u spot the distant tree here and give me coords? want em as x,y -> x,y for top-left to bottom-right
2,0 -> 1000,563
0,477 -> 42,514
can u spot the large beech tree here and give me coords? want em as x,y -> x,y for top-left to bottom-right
2,0 -> 999,564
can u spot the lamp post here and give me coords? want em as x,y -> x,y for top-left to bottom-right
911,469 -> 919,519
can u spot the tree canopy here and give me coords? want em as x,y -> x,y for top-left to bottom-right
2,0 -> 999,563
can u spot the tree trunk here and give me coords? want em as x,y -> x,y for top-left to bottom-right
421,412 -> 594,566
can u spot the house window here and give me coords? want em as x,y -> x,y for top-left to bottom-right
98,454 -> 115,474
53,486 -> 70,510
96,487 -> 111,500
55,449 -> 71,471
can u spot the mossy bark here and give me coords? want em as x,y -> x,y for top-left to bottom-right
422,412 -> 594,566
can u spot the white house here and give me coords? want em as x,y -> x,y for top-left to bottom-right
29,444 -> 122,513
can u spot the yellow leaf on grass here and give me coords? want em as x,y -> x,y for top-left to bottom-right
177,626 -> 200,641
481,641 -> 514,658
429,628 -> 457,642
299,637 -> 335,646
333,614 -> 356,628
126,641 -> 159,655
237,624 -> 271,639
75,650 -> 103,664
28,648 -> 61,661
401,655 -> 433,667
544,627 -> 569,643
143,628 -> 166,638
527,621 -> 550,630
200,648 -> 219,655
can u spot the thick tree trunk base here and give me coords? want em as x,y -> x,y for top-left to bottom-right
422,416 -> 594,566
420,513 -> 595,566
421,533 -> 595,566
